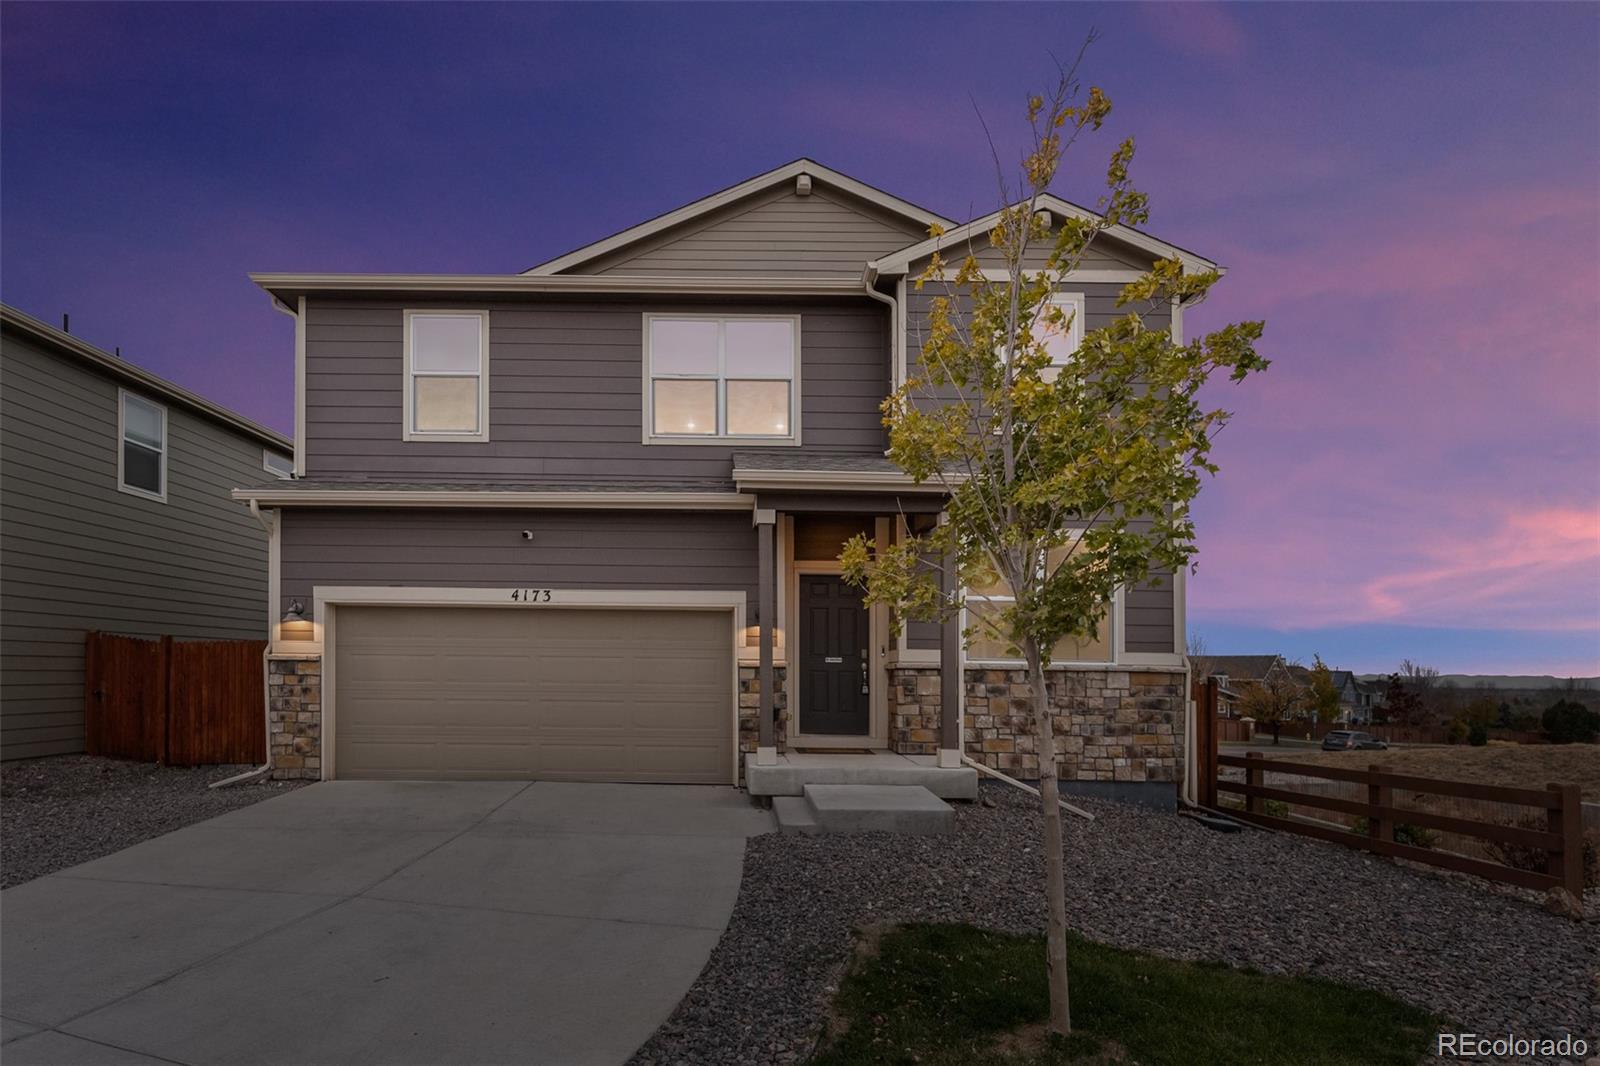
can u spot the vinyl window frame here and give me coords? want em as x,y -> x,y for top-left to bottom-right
117,389 -> 168,503
641,312 -> 802,446
402,309 -> 491,444
1040,291 -> 1086,371
263,450 -> 294,479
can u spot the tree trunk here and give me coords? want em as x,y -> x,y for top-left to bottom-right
1027,643 -> 1072,1036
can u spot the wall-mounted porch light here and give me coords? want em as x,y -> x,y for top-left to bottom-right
280,599 -> 314,640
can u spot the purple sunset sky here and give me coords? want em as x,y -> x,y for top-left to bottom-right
3,2 -> 1596,676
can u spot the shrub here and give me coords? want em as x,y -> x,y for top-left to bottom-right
1467,722 -> 1489,746
1263,798 -> 1291,818
1542,700 -> 1599,744
1350,817 -> 1440,850
1444,718 -> 1469,745
1484,818 -> 1599,889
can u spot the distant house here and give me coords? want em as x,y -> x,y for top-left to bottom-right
1197,654 -> 1294,716
0,304 -> 291,760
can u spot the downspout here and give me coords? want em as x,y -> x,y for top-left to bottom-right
212,499 -> 276,789
860,265 -> 898,400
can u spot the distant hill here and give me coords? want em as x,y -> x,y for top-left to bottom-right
1355,674 -> 1600,690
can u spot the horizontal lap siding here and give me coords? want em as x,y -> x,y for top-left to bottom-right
0,332 -> 276,759
280,509 -> 759,626
902,283 -> 1176,656
304,298 -> 890,483
582,187 -> 930,278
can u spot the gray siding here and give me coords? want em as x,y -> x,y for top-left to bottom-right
279,509 -> 759,627
907,226 -> 1155,276
1,330 -> 279,760
901,282 -> 1176,656
578,186 -> 930,278
304,297 -> 890,485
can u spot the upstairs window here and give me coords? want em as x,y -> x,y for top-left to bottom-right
263,451 -> 294,479
404,310 -> 489,442
1035,292 -> 1084,382
645,315 -> 799,443
118,391 -> 166,502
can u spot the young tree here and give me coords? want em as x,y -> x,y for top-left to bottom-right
1239,670 -> 1307,744
1187,633 -> 1214,684
839,48 -> 1267,1037
1383,673 -> 1425,727
1307,654 -> 1341,725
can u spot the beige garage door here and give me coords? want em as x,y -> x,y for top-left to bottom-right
332,606 -> 733,783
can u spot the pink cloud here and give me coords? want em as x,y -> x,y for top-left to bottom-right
1137,3 -> 1249,60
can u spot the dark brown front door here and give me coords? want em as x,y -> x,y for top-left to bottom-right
798,574 -> 870,736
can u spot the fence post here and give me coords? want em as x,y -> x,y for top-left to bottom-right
1369,764 -> 1392,846
1245,751 -> 1263,816
159,635 -> 173,765
1549,783 -> 1583,901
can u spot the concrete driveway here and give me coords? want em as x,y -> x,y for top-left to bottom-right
1,781 -> 772,1065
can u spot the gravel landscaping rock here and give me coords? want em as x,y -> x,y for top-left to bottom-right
632,783 -> 1597,1066
1,755 -> 307,889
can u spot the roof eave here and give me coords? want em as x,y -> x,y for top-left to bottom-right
522,159 -> 955,277
1,304 -> 292,453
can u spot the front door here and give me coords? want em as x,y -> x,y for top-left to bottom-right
798,574 -> 870,736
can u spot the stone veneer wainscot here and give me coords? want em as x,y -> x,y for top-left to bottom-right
268,655 -> 322,780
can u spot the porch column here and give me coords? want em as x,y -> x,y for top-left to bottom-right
755,509 -> 778,765
938,526 -> 963,768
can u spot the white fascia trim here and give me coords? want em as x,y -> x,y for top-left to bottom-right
869,194 -> 1218,276
230,488 -> 756,510
250,273 -> 866,298
731,469 -> 957,492
523,159 -> 954,276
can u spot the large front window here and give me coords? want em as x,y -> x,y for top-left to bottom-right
645,315 -> 798,441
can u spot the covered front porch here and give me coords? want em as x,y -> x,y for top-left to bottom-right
734,453 -> 978,798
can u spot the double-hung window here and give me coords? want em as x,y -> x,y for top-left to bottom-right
118,390 -> 166,502
963,534 -> 1113,665
1035,292 -> 1084,382
404,310 -> 489,442
645,314 -> 799,442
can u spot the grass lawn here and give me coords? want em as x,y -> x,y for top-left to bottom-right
1271,743 -> 1597,798
811,924 -> 1438,1066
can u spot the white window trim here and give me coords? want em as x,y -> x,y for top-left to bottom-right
117,389 -> 167,503
1043,291 -> 1086,369
263,450 -> 293,479
402,309 -> 490,444
641,312 -> 802,446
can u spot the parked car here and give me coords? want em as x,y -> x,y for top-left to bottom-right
1322,730 -> 1389,751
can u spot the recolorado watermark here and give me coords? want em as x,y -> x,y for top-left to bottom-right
1437,1032 -> 1589,1060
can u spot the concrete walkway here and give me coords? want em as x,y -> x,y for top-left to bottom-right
0,781 -> 773,1065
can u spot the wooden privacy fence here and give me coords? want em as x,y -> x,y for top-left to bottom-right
1216,752 -> 1585,901
85,632 -> 267,765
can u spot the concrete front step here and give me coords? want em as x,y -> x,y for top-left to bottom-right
744,754 -> 978,800
802,784 -> 954,835
772,795 -> 822,835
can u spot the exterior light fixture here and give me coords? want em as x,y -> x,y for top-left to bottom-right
279,599 -> 314,639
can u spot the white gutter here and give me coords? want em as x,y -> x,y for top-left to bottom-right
250,272 -> 866,299
209,643 -> 274,789
230,488 -> 755,510
860,265 -> 899,397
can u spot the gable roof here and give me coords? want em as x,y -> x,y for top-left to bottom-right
866,193 -> 1218,278
1203,655 -> 1285,681
1,303 -> 292,453
524,159 -> 954,276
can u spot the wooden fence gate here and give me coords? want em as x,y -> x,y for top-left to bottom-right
85,632 -> 267,765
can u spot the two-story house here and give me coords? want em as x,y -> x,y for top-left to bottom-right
1,304 -> 292,760
237,160 -> 1210,804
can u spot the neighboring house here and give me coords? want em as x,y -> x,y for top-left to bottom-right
1201,654 -> 1292,716
237,159 -> 1214,802
1327,669 -> 1369,724
0,304 -> 292,760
